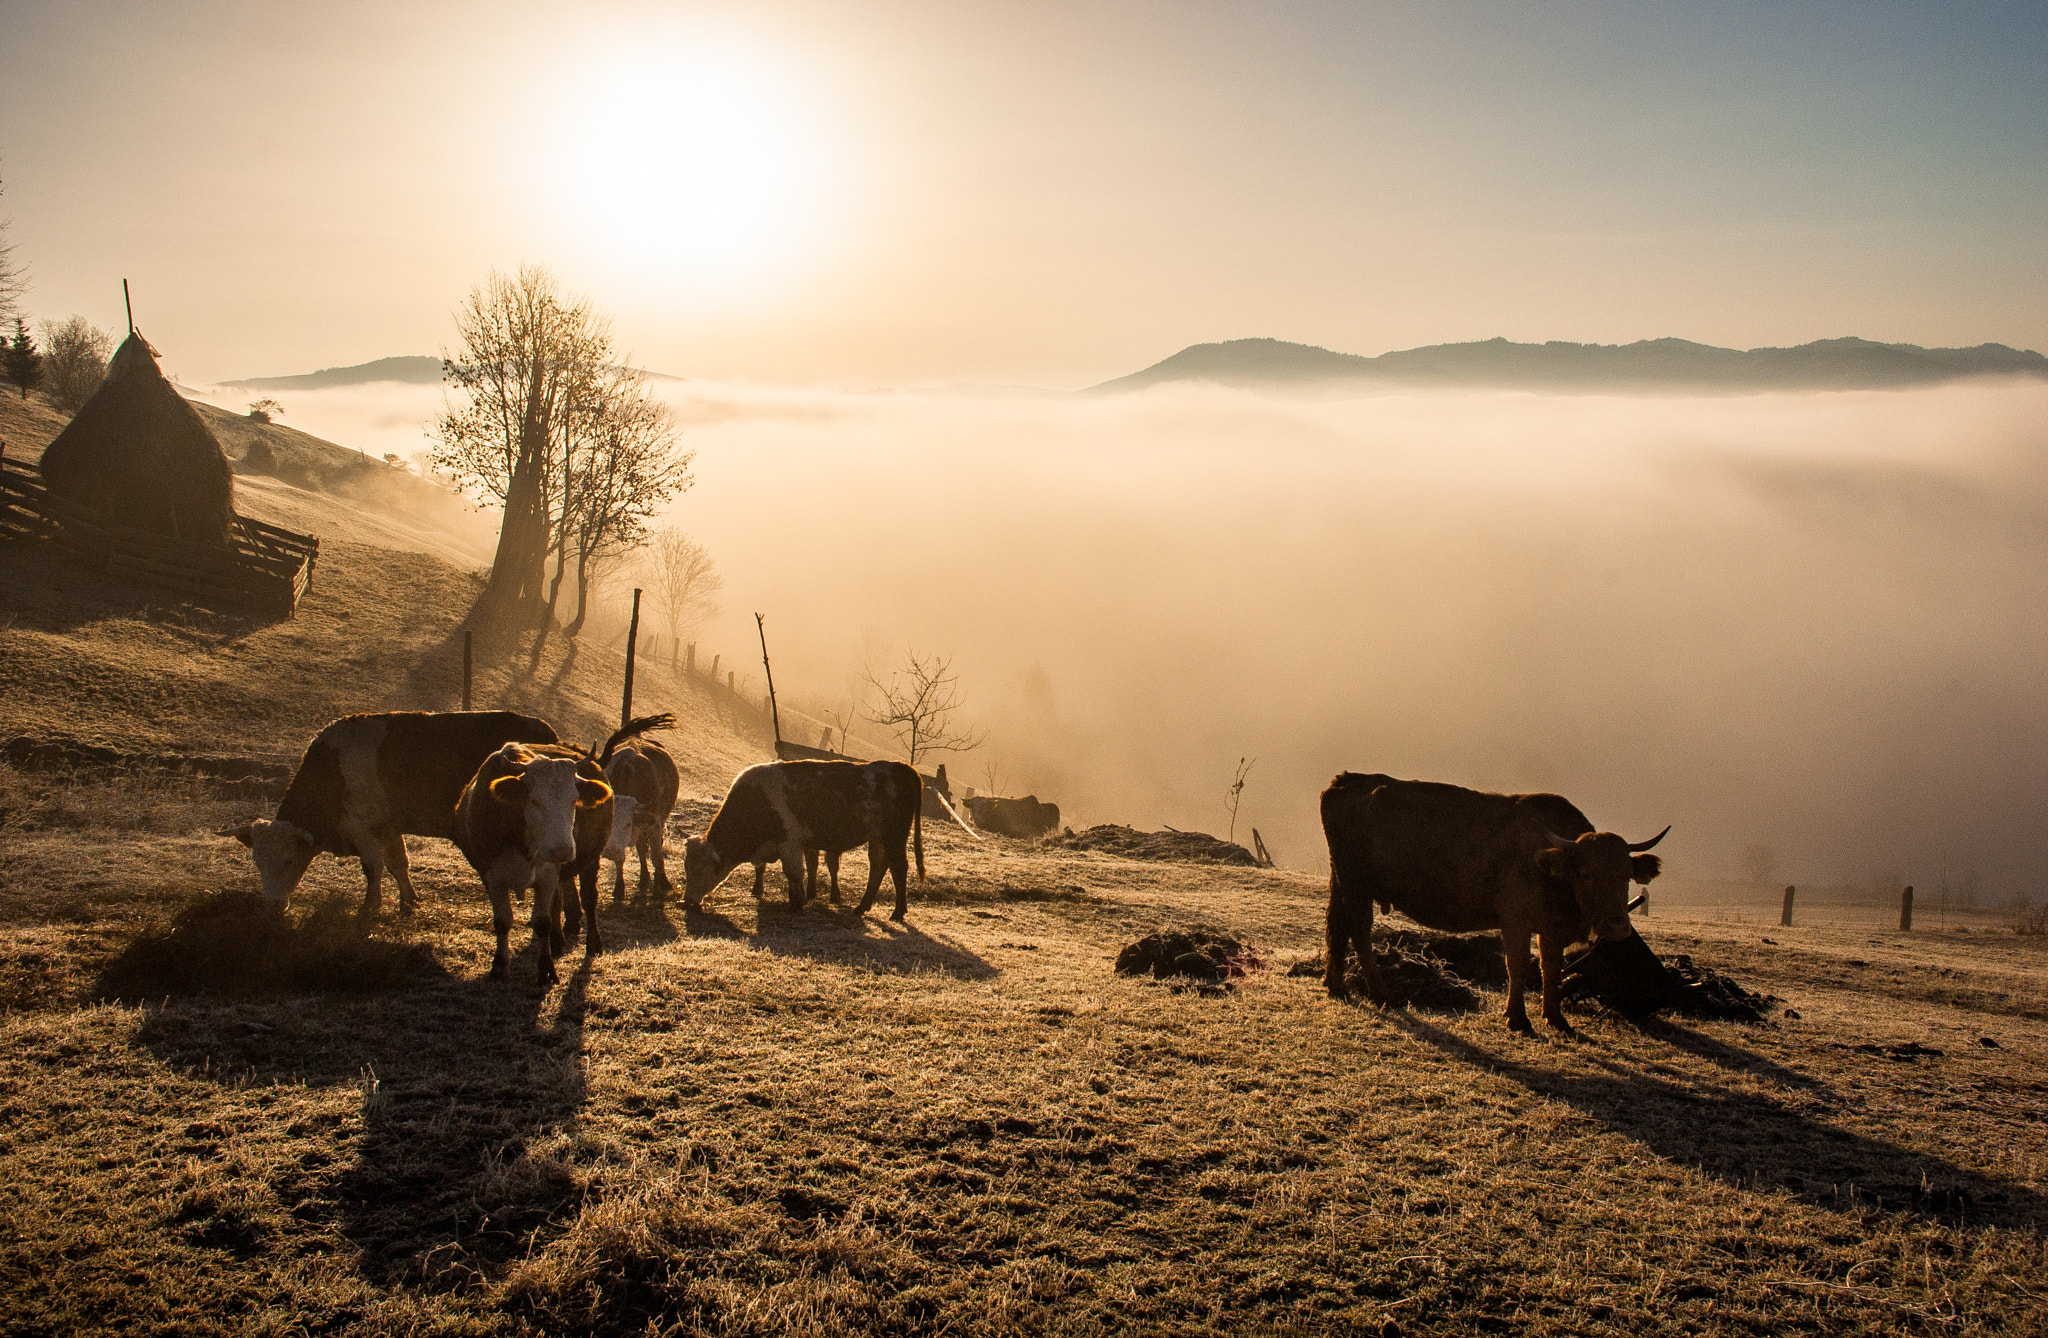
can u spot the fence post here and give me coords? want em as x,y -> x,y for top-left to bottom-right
1781,885 -> 1796,927
621,588 -> 641,728
1900,885 -> 1914,932
710,653 -> 720,681
727,670 -> 735,693
686,643 -> 696,677
461,629 -> 472,711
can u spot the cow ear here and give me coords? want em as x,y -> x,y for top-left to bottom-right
1631,853 -> 1663,884
488,775 -> 528,807
1535,847 -> 1571,878
576,779 -> 613,808
217,824 -> 256,847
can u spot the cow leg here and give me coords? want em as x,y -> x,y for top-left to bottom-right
857,839 -> 885,914
563,864 -> 585,945
806,849 -> 823,902
580,860 -> 603,957
487,882 -> 516,980
637,835 -> 653,901
611,852 -> 627,907
1326,871 -> 1387,1002
652,829 -> 672,895
1501,927 -> 1536,1033
531,866 -> 561,987
781,843 -> 808,908
384,835 -> 420,915
825,851 -> 843,904
354,840 -> 385,916
888,839 -> 909,921
1538,934 -> 1574,1033
752,863 -> 766,900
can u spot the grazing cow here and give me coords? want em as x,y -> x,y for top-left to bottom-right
685,760 -> 923,918
452,742 -> 613,984
220,711 -> 558,912
603,737 -> 680,904
1320,772 -> 1667,1033
967,794 -> 1061,838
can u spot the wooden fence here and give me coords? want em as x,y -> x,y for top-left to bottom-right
0,453 -> 318,615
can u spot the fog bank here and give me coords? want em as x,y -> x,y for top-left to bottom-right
226,376 -> 2048,899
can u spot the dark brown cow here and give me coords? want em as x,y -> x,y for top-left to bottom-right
452,742 -> 613,985
967,794 -> 1060,837
221,711 -> 558,912
685,760 -> 923,918
1320,772 -> 1666,1033
603,737 -> 680,904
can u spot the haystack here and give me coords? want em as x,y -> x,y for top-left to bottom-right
39,331 -> 235,546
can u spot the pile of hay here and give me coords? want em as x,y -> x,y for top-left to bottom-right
39,331 -> 236,546
1115,929 -> 1263,982
96,890 -> 443,1000
1289,929 -> 1499,1012
1049,824 -> 1257,866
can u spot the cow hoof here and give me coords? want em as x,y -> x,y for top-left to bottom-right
890,910 -> 906,923
488,961 -> 509,981
1546,1017 -> 1578,1036
1507,1015 -> 1536,1035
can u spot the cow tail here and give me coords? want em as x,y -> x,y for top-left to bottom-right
914,793 -> 926,882
597,712 -> 677,768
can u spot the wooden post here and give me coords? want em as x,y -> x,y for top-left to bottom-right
819,726 -> 833,750
709,653 -> 720,681
621,587 -> 641,728
1900,885 -> 1914,932
461,629 -> 472,710
755,612 -> 783,745
727,670 -> 735,693
1781,885 -> 1796,927
686,643 -> 695,676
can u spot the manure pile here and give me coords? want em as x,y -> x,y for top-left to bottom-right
1049,824 -> 1257,865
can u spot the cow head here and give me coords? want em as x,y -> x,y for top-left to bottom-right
219,819 -> 320,901
489,757 -> 612,865
681,835 -> 730,908
1535,826 -> 1667,941
603,793 -> 642,865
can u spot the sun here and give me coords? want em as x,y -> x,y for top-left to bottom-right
545,38 -> 839,299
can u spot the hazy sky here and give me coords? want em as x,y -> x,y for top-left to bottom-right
4,1 -> 2044,385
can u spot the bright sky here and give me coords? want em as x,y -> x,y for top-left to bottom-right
3,0 -> 2044,385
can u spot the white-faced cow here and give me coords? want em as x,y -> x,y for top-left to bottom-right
452,742 -> 613,985
603,736 -> 680,905
220,711 -> 558,913
684,760 -> 923,919
1320,772 -> 1667,1034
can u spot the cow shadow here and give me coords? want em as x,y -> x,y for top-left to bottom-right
1388,1014 -> 2047,1227
130,954 -> 591,1286
683,887 -> 996,980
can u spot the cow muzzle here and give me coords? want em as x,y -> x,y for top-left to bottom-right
1590,916 -> 1637,944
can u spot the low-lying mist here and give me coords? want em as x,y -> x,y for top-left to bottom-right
218,375 -> 2048,900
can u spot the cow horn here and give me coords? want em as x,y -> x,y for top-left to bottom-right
1627,825 -> 1672,852
1541,829 -> 1580,850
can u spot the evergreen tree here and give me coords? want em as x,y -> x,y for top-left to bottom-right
3,317 -> 43,400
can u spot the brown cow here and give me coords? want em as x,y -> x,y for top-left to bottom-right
452,742 -> 614,985
684,760 -> 923,918
221,711 -> 558,912
1320,772 -> 1666,1033
603,737 -> 680,904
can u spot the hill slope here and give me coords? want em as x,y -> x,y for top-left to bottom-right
1094,335 -> 2048,393
220,355 -> 445,390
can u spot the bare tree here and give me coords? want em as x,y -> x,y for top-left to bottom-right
38,316 -> 111,412
641,527 -> 722,656
0,179 -> 26,326
979,756 -> 1004,798
431,265 -> 611,619
1739,843 -> 1777,886
549,366 -> 695,636
1225,757 -> 1254,844
860,648 -> 985,766
827,699 -> 859,754
246,397 -> 284,422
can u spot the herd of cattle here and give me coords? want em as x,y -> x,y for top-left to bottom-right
219,709 -> 1668,1031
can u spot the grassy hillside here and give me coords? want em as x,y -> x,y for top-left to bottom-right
0,382 -> 2044,1335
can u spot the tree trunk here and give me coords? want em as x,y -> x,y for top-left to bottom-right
564,550 -> 593,637
480,364 -> 554,617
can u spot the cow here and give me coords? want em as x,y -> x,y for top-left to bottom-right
684,760 -> 923,919
603,736 -> 680,905
219,710 -> 558,913
1320,772 -> 1667,1034
452,742 -> 614,984
967,794 -> 1060,838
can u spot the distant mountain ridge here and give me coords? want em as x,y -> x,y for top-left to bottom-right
221,356 -> 445,390
1092,336 -> 2048,393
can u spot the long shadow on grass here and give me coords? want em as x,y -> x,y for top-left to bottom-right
1390,1014 -> 2047,1227
694,895 -> 997,980
130,932 -> 593,1288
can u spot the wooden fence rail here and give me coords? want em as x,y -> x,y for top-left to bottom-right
0,453 -> 317,615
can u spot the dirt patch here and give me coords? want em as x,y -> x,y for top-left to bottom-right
1048,824 -> 1257,865
1115,929 -> 1263,982
95,889 -> 444,1001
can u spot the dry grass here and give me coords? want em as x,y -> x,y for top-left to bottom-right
0,796 -> 2042,1335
